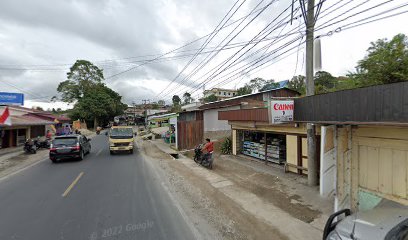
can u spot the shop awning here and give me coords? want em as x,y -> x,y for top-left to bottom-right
218,108 -> 269,122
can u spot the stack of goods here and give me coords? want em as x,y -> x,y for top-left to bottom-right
242,141 -> 264,160
266,138 -> 286,164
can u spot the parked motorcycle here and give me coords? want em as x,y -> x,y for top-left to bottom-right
193,144 -> 214,169
24,139 -> 37,154
36,138 -> 51,149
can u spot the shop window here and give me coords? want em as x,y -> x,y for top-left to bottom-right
241,131 -> 286,164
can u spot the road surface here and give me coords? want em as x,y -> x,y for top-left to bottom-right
0,134 -> 195,240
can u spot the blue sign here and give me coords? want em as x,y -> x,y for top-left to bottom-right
0,92 -> 24,105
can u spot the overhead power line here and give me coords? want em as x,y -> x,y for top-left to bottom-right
167,0 -> 408,98
160,0 -> 343,99
156,0 -> 247,97
158,0 -> 274,98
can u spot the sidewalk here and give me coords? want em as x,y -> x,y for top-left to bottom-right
0,149 -> 49,180
0,147 -> 24,162
149,139 -> 327,240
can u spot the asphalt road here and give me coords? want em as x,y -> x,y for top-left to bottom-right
0,134 -> 195,240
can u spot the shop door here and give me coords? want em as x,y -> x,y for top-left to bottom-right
10,130 -> 17,147
16,129 -> 26,146
1,130 -> 11,148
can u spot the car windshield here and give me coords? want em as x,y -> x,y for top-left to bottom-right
53,138 -> 77,146
110,128 -> 133,139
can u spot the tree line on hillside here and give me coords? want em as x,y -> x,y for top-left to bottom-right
54,60 -> 127,128
288,33 -> 408,95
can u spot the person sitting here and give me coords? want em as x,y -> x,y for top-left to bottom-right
201,138 -> 214,163
46,130 -> 52,140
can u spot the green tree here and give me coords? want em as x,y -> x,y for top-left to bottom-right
183,92 -> 194,105
315,71 -> 336,94
68,84 -> 126,128
259,79 -> 280,91
352,34 -> 408,85
248,77 -> 266,92
34,106 -> 44,111
57,60 -> 104,103
152,102 -> 159,109
57,60 -> 126,128
171,95 -> 182,112
288,75 -> 306,94
203,94 -> 218,103
172,95 -> 181,106
236,85 -> 252,96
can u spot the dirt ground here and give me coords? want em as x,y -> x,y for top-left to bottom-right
0,149 -> 49,179
139,140 -> 288,240
183,144 -> 322,224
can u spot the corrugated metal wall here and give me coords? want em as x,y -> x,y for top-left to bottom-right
218,108 -> 269,122
294,82 -> 408,123
177,111 -> 204,150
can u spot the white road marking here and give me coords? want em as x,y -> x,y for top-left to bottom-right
96,149 -> 103,156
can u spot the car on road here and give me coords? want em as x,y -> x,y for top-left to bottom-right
324,205 -> 408,240
108,126 -> 135,154
49,134 -> 91,163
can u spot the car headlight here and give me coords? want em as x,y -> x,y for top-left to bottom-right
109,142 -> 115,147
129,141 -> 133,146
327,231 -> 342,240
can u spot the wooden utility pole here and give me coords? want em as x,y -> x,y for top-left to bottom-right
305,0 -> 318,186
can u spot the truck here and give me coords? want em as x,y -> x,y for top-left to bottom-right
108,126 -> 135,154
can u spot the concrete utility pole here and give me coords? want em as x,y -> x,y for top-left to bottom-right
305,0 -> 318,186
132,101 -> 136,126
142,99 -> 150,127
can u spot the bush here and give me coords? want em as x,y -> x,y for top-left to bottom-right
221,137 -> 232,155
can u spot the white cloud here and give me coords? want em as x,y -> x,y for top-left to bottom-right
0,0 -> 407,109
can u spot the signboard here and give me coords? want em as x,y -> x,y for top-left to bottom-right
0,92 -> 24,105
271,100 -> 294,124
169,116 -> 177,125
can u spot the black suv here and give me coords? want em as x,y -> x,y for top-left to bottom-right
49,135 -> 91,163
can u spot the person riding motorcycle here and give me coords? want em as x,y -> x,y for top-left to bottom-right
201,138 -> 214,163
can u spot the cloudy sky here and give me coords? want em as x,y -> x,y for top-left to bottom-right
0,0 -> 407,109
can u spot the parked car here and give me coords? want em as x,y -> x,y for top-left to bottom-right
49,134 -> 91,163
324,206 -> 408,240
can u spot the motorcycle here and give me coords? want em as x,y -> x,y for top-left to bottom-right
193,144 -> 214,169
24,139 -> 37,154
36,138 -> 51,149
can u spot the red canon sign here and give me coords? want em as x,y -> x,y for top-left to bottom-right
273,103 -> 294,111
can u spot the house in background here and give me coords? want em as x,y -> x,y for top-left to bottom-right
201,87 -> 300,141
202,88 -> 238,101
0,106 -> 55,148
